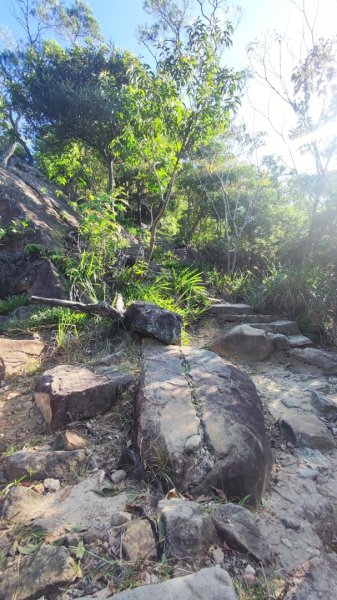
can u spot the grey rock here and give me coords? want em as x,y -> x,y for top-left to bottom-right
310,391 -> 337,417
124,301 -> 182,345
99,567 -> 238,600
288,335 -> 313,348
158,499 -> 216,564
136,344 -> 272,507
122,519 -> 157,562
27,257 -> 66,299
0,545 -> 75,600
111,511 -> 132,527
268,333 -> 290,351
208,324 -> 274,362
283,553 -> 337,600
5,449 -> 87,481
34,364 -> 134,429
212,503 -> 271,563
279,414 -> 335,451
208,303 -> 253,319
44,477 -> 61,491
290,348 -> 337,375
110,469 -> 127,484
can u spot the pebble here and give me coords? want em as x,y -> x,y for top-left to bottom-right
44,477 -> 61,491
110,469 -> 127,484
281,538 -> 292,548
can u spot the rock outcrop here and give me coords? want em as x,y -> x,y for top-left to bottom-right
124,301 -> 182,345
0,336 -> 44,381
208,324 -> 274,362
34,364 -> 135,429
136,343 -> 272,506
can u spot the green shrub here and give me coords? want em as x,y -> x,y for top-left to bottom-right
0,294 -> 30,315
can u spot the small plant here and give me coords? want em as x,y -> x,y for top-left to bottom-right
0,294 -> 29,315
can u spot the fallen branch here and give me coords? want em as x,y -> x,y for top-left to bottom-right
30,296 -> 124,321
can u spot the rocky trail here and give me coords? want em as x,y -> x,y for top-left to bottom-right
0,300 -> 337,599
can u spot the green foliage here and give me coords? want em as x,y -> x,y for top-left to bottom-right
117,265 -> 209,325
0,306 -> 89,334
0,294 -> 29,315
207,269 -> 253,301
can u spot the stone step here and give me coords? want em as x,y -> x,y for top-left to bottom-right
224,314 -> 276,323
288,334 -> 313,348
208,303 -> 253,318
247,320 -> 300,336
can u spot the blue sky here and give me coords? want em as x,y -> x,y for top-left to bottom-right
1,0 -> 285,70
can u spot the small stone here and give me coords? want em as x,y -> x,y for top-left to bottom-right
52,430 -> 89,451
281,538 -> 292,548
122,519 -> 157,562
111,511 -> 132,527
44,478 -> 61,491
279,413 -> 335,451
5,450 -> 87,481
210,545 -> 225,564
110,469 -> 127,484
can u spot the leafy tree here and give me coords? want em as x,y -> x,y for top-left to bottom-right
0,0 -> 101,165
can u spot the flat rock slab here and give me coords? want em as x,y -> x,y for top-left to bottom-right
288,335 -> 313,348
124,301 -> 182,345
270,320 -> 300,336
5,449 -> 87,481
212,503 -> 271,563
158,499 -> 216,564
208,303 -> 253,319
34,364 -> 134,429
290,348 -> 337,375
104,567 -> 238,600
279,413 -> 335,450
208,324 -> 274,362
136,344 -> 272,507
2,473 -> 128,539
283,554 -> 337,600
0,545 -> 75,600
0,337 -> 44,380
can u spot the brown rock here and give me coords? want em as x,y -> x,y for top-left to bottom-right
34,364 -> 134,429
122,519 -> 157,562
0,545 -> 75,600
52,430 -> 89,451
279,414 -> 335,451
0,336 -> 44,381
208,324 -> 273,362
5,449 -> 87,481
290,348 -> 337,374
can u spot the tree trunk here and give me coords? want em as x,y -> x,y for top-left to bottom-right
0,141 -> 19,167
107,157 -> 115,193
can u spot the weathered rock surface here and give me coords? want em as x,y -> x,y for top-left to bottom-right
279,414 -> 335,450
268,333 -> 290,351
5,449 -> 87,481
34,364 -> 134,429
0,545 -> 75,600
212,503 -> 271,563
208,324 -> 274,362
2,473 -> 128,538
283,554 -> 337,600
122,519 -> 157,562
310,391 -> 337,416
290,348 -> 337,374
270,320 -> 300,336
288,335 -> 313,348
99,567 -> 237,600
124,301 -> 182,345
158,499 -> 216,564
136,344 -> 272,506
0,336 -> 44,381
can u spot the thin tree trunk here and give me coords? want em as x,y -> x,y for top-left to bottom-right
0,141 -> 19,167
107,157 -> 115,193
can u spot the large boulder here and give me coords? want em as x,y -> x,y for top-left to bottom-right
158,499 -> 216,564
136,344 -> 272,507
208,324 -> 274,362
124,301 -> 182,345
0,336 -> 44,381
34,364 -> 134,430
